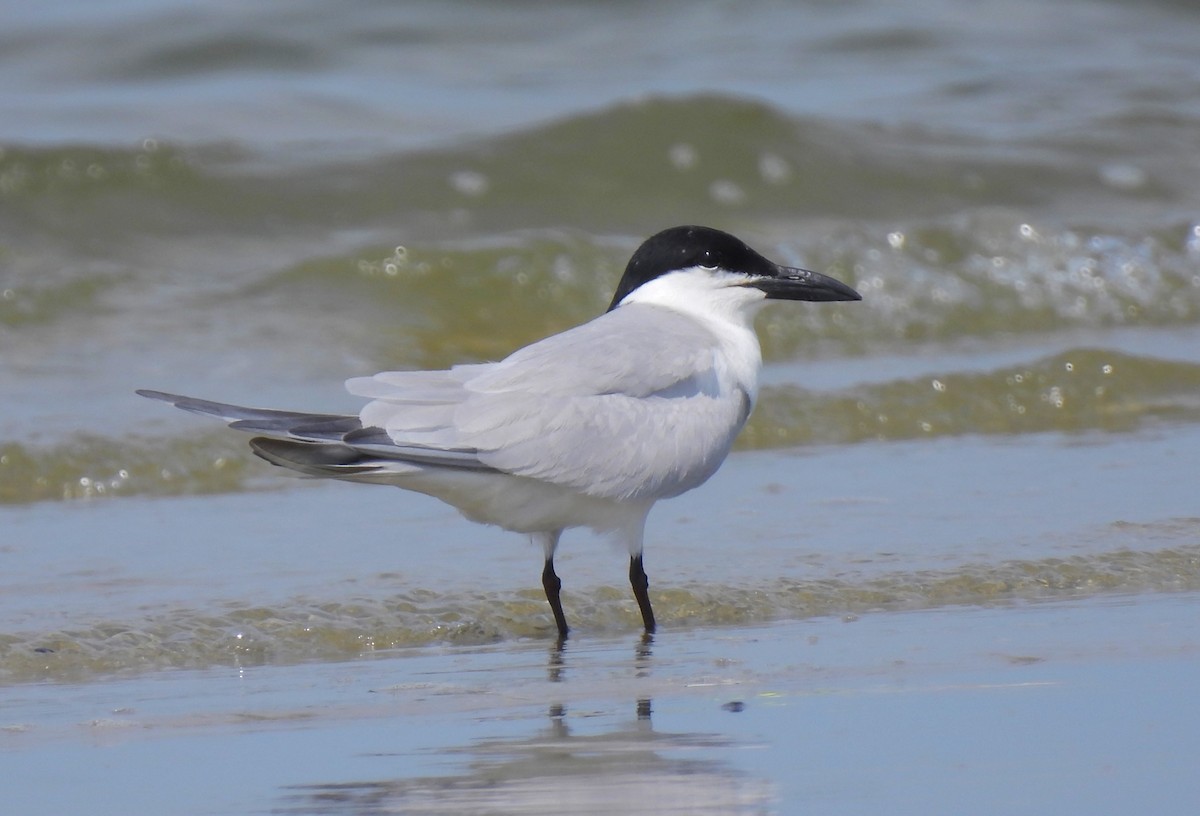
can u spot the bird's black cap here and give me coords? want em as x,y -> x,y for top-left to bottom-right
607,225 -> 861,311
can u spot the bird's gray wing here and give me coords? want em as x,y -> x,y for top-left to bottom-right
136,389 -> 488,471
459,386 -> 750,500
345,366 -> 489,452
143,304 -> 752,493
135,389 -> 360,440
348,305 -> 722,406
469,304 -> 724,397
348,305 -> 752,499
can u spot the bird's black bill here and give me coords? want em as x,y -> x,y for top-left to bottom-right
749,266 -> 862,302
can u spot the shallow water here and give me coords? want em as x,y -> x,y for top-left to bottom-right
3,427 -> 1198,683
2,0 -> 1199,812
3,595 -> 1197,815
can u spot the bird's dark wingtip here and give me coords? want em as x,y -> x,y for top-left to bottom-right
136,388 -> 176,402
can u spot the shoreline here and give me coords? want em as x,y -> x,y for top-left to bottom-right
3,592 -> 1197,814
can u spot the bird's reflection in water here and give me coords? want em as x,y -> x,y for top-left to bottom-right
634,633 -> 653,719
279,636 -> 771,815
547,636 -> 653,720
635,632 -> 653,674
547,639 -> 567,684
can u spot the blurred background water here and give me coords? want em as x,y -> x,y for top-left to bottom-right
2,0 -> 1199,682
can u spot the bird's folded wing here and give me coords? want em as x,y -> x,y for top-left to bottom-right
346,305 -> 721,409
142,305 -> 748,493
344,305 -> 748,499
469,304 -> 722,397
135,389 -> 356,438
461,388 -> 749,500
138,388 -> 492,471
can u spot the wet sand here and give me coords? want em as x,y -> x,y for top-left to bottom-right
5,426 -> 1199,638
3,431 -> 1199,814
3,591 -> 1197,815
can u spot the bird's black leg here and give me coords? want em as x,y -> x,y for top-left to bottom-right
629,554 -> 656,634
542,557 -> 569,641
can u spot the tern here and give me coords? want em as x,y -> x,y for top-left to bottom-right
139,225 -> 861,639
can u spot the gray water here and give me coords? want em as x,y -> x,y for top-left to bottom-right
1,2 -> 1199,812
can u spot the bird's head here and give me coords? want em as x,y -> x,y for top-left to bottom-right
607,225 -> 861,313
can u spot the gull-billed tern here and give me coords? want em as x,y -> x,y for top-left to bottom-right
139,225 -> 861,639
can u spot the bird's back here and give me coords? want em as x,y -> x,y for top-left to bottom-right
346,303 -> 755,501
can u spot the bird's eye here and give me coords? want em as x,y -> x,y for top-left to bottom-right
698,252 -> 718,271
